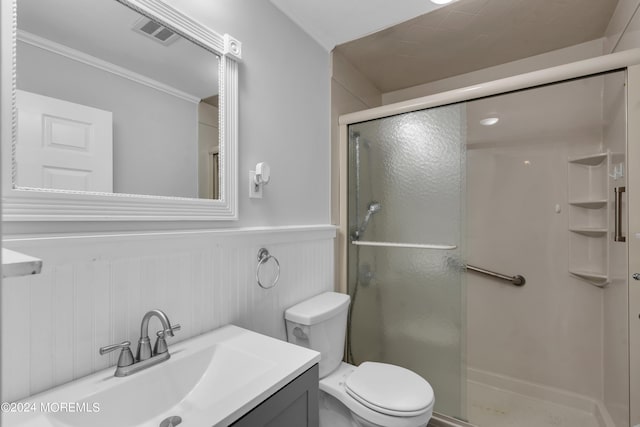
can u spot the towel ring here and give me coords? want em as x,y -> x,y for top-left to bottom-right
256,248 -> 280,289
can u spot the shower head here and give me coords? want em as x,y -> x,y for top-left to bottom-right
367,202 -> 382,215
352,201 -> 382,240
361,201 -> 382,232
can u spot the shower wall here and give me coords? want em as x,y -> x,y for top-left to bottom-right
466,72 -> 625,410
331,50 -> 382,294
605,0 -> 640,53
331,50 -> 382,222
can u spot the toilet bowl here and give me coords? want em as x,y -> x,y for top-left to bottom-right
285,292 -> 434,427
320,362 -> 433,427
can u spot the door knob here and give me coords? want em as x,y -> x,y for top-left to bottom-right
633,273 -> 640,281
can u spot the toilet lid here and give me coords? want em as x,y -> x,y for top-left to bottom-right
345,362 -> 434,417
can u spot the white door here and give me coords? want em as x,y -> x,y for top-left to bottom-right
16,90 -> 113,192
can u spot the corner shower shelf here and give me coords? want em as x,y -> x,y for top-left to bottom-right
567,151 -> 611,286
568,270 -> 609,287
569,228 -> 608,237
568,153 -> 607,166
568,200 -> 608,209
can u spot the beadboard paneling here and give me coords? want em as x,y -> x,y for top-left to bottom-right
1,226 -> 335,402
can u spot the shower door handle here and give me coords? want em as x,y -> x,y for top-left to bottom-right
614,186 -> 626,242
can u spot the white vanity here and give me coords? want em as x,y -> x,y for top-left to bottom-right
2,325 -> 320,427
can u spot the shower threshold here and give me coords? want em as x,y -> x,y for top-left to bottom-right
429,412 -> 477,427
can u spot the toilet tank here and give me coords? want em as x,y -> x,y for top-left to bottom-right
285,292 -> 350,378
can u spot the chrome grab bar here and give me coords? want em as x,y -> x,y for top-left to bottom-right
350,240 -> 523,285
351,241 -> 457,250
466,264 -> 526,286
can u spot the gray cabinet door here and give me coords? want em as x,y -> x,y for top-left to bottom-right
231,364 -> 319,427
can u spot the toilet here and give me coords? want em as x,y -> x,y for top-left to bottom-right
285,292 -> 434,427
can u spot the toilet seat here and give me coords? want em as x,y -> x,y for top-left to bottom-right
345,362 -> 434,417
320,362 -> 434,427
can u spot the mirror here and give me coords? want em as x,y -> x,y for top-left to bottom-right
17,0 -> 220,199
2,0 -> 240,220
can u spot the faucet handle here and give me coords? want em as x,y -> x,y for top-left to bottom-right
99,341 -> 135,368
153,324 -> 181,355
99,340 -> 131,354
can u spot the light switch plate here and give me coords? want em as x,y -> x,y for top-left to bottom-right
249,171 -> 262,199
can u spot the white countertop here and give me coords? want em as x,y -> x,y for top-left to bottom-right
2,248 -> 43,278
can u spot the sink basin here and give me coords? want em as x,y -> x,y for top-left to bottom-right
2,325 -> 320,427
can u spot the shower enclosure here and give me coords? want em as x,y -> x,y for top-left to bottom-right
340,54 -> 640,427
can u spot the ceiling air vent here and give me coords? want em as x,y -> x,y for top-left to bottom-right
133,17 -> 179,46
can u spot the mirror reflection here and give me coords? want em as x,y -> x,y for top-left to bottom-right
16,0 -> 221,199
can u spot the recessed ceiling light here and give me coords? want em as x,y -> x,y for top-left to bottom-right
430,0 -> 454,4
479,117 -> 499,126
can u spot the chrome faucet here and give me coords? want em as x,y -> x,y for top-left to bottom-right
100,309 -> 180,377
136,309 -> 176,361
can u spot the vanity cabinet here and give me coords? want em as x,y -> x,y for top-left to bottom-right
231,364 -> 319,427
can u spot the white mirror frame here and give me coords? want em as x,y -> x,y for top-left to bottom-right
1,0 -> 240,221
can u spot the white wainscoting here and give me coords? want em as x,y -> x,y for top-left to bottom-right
1,225 -> 335,402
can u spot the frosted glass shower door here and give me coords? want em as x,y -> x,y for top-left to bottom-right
347,104 -> 466,419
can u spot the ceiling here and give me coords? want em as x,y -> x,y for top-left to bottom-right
269,0 -> 446,51
321,0 -> 619,93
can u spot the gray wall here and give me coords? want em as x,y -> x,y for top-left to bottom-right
168,0 -> 331,227
17,41 -> 199,198
8,0 -> 331,234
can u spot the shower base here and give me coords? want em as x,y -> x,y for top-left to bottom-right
468,381 -> 599,427
464,368 -> 613,427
